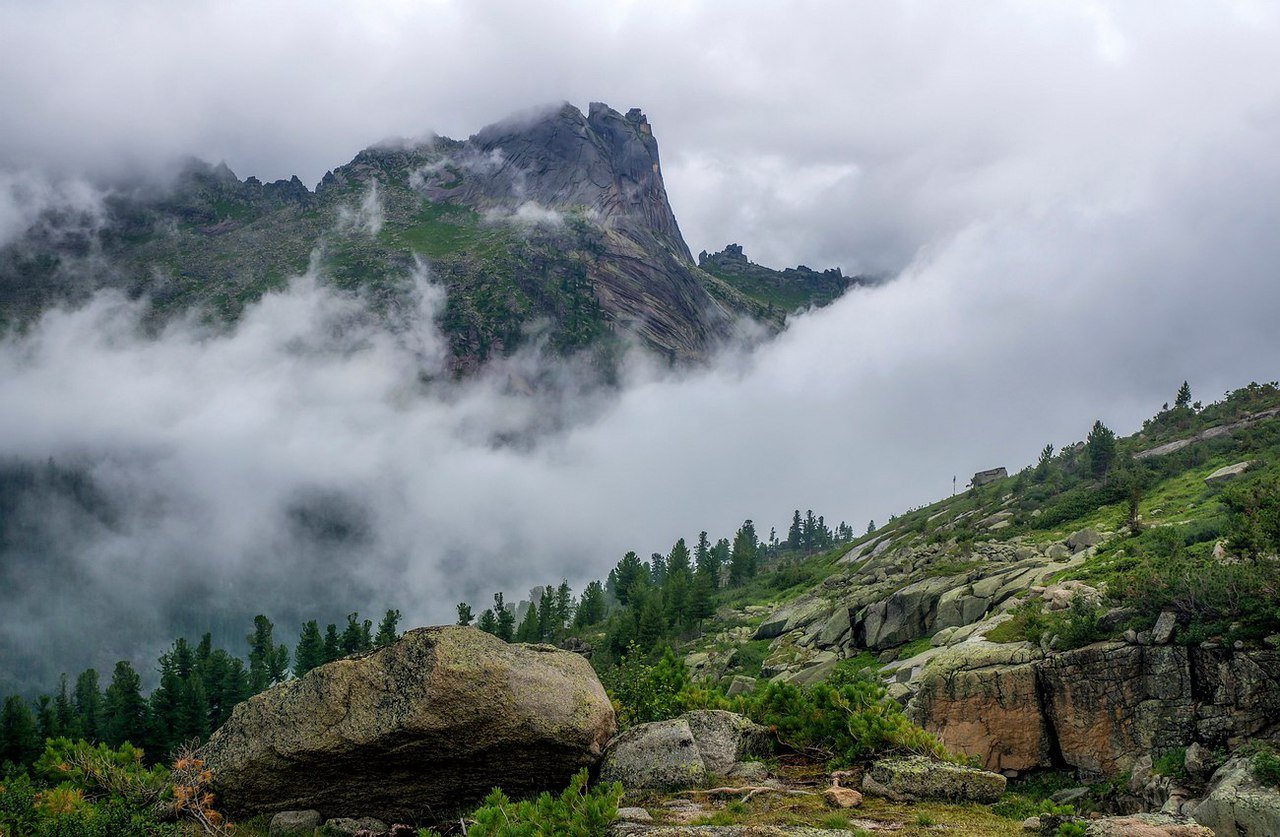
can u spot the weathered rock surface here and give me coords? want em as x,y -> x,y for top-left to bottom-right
910,641 -> 1280,777
199,626 -> 615,821
323,816 -> 389,835
600,710 -> 772,789
1084,813 -> 1213,836
1189,755 -> 1280,837
866,755 -> 1006,803
269,810 -> 321,834
1204,460 -> 1259,484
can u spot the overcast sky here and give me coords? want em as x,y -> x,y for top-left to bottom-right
2,1 -> 1279,689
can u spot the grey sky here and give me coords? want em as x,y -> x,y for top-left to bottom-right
1,1 -> 1279,689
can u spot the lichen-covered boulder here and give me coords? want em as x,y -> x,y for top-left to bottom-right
198,626 -> 615,822
1085,813 -> 1213,836
867,755 -> 1006,803
681,710 -> 772,774
598,718 -> 707,790
268,810 -> 321,834
600,710 -> 773,789
1189,755 -> 1280,837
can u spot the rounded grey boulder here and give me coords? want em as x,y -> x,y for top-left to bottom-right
198,626 -> 616,822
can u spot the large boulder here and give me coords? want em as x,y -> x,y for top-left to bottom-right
1189,755 -> 1280,837
600,710 -> 772,789
866,755 -> 1006,803
198,626 -> 616,822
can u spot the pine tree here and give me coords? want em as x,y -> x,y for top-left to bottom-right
54,674 -> 79,740
35,695 -> 58,742
689,570 -> 715,630
103,660 -> 147,747
787,510 -> 803,549
247,615 -> 286,693
610,552 -> 646,606
73,668 -> 102,741
323,624 -> 341,662
636,594 -> 665,648
730,521 -> 759,585
1176,381 -> 1192,409
866,520 -> 876,535
664,538 -> 693,626
375,609 -> 401,646
694,531 -> 711,575
456,602 -> 474,626
0,695 -> 41,767
536,586 -> 556,640
1085,419 -> 1117,479
494,593 -> 515,642
294,621 -> 326,678
554,581 -> 572,634
340,613 -> 366,655
477,608 -> 498,635
516,598 -> 540,642
574,580 -> 606,628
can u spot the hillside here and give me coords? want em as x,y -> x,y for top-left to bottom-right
0,103 -> 857,373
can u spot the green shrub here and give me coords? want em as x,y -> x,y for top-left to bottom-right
450,768 -> 621,836
33,739 -> 168,807
685,667 -> 952,767
1253,751 -> 1280,788
1153,748 -> 1188,781
0,769 -> 41,835
600,645 -> 689,727
1056,822 -> 1087,837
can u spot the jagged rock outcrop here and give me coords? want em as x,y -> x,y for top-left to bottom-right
909,641 -> 1280,777
198,626 -> 615,822
1189,755 -> 1280,836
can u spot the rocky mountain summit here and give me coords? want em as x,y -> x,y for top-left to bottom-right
0,102 -> 854,371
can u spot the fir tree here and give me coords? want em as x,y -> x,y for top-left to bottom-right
0,695 -> 40,767
694,531 -> 711,575
35,695 -> 58,742
247,615 -> 288,693
1176,381 -> 1192,409
1085,419 -> 1117,479
340,613 -> 367,655
103,660 -> 147,747
574,580 -> 606,628
610,552 -> 646,606
73,668 -> 102,741
294,621 -> 326,678
494,593 -> 515,642
477,608 -> 498,635
730,521 -> 759,585
375,609 -> 401,646
322,624 -> 341,662
554,580 -> 573,633
787,510 -> 803,549
54,674 -> 78,740
456,602 -> 475,626
516,599 -> 540,642
537,586 -> 557,640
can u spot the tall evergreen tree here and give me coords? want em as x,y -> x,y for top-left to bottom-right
340,613 -> 369,655
375,609 -> 401,647
867,520 -> 876,535
494,593 -> 515,642
609,552 -> 646,605
516,598 -> 540,642
730,521 -> 759,585
73,668 -> 102,741
456,602 -> 475,626
554,581 -> 573,633
247,615 -> 289,692
0,695 -> 41,767
35,695 -> 58,742
537,586 -> 556,640
294,621 -> 326,678
694,531 -> 711,575
103,660 -> 147,747
664,538 -> 693,626
574,580 -> 606,628
54,674 -> 78,740
322,624 -> 341,662
787,510 -> 803,549
477,608 -> 498,635
1085,419 -> 1117,479
1176,380 -> 1192,409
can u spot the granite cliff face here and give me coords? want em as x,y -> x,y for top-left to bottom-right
0,102 -> 841,370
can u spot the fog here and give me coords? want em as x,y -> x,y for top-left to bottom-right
2,1 -> 1280,691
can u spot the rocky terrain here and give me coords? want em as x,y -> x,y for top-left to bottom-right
0,102 -> 858,372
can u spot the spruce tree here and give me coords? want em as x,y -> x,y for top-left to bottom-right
537,586 -> 556,640
247,615 -> 284,693
35,695 -> 58,742
610,552 -> 645,605
788,510 -> 803,549
0,695 -> 41,767
664,538 -> 693,626
554,581 -> 572,633
456,602 -> 475,626
375,609 -> 401,646
494,593 -> 515,642
694,531 -> 711,576
54,674 -> 78,740
574,581 -> 605,628
340,613 -> 365,655
103,660 -> 147,747
73,668 -> 102,741
1176,381 -> 1192,409
516,599 -> 540,643
730,521 -> 759,585
322,624 -> 341,662
1085,419 -> 1117,479
294,621 -> 326,678
477,608 -> 498,635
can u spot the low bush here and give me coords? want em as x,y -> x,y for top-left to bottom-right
419,768 -> 621,837
1253,751 -> 1280,788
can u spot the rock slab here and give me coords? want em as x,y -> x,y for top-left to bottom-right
199,626 -> 616,822
600,710 -> 772,789
867,755 -> 1006,803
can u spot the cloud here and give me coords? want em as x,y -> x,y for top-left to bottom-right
1,1 -> 1280,691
